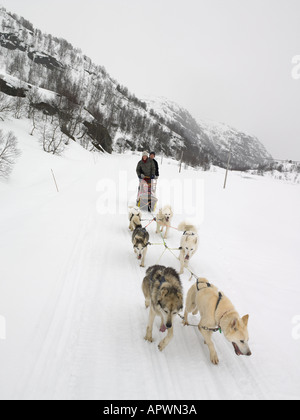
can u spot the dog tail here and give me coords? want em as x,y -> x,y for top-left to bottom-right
178,221 -> 197,233
178,221 -> 187,232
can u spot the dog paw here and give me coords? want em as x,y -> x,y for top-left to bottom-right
144,335 -> 153,343
158,342 -> 165,352
158,337 -> 170,351
210,353 -> 219,365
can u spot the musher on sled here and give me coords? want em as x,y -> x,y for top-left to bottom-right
136,151 -> 159,212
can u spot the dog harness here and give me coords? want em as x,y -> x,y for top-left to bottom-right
196,280 -> 223,333
158,276 -> 167,287
183,231 -> 196,237
149,271 -> 167,288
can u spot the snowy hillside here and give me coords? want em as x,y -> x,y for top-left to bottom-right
0,6 -> 272,170
144,96 -> 273,169
0,117 -> 300,400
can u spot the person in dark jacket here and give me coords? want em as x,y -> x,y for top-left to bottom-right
136,151 -> 155,180
150,152 -> 159,179
136,152 -> 156,210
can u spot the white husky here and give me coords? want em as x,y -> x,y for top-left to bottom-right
156,206 -> 174,239
128,206 -> 142,232
178,222 -> 199,275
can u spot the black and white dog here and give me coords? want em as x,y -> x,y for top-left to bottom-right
132,226 -> 150,268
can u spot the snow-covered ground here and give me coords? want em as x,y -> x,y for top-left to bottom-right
0,118 -> 300,400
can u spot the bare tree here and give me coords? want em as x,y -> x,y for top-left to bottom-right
26,88 -> 42,135
13,97 -> 26,120
39,116 -> 66,155
0,93 -> 13,121
0,130 -> 21,178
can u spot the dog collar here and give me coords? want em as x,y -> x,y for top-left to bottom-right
218,310 -> 233,327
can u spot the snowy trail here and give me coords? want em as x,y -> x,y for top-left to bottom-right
1,127 -> 300,400
11,161 -> 263,400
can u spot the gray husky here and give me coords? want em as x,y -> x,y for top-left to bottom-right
132,226 -> 150,268
142,265 -> 183,351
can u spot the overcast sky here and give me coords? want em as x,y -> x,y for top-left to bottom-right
1,0 -> 300,159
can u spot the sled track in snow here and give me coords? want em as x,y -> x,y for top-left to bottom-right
1,150 -> 299,400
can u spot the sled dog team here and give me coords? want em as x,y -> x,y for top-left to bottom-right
128,205 -> 251,365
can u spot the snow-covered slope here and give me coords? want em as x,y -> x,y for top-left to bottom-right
0,6 -> 273,170
0,118 -> 299,400
144,96 -> 273,169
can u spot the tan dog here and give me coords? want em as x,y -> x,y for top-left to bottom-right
184,279 -> 251,365
178,222 -> 199,275
128,206 -> 142,232
156,206 -> 174,239
142,265 -> 183,351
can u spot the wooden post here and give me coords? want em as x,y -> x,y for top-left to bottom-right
223,146 -> 232,189
51,169 -> 59,193
179,151 -> 184,173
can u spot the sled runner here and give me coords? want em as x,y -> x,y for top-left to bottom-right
137,177 -> 158,213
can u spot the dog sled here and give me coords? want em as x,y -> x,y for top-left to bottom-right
137,177 -> 158,213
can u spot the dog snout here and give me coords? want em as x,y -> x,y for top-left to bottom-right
243,344 -> 252,357
166,321 -> 172,329
244,343 -> 252,356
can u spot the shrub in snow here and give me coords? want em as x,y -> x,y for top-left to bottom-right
0,93 -> 13,121
39,117 -> 66,156
0,130 -> 21,178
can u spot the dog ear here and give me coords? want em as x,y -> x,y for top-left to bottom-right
176,292 -> 183,303
242,315 -> 249,327
160,288 -> 169,298
230,318 -> 238,330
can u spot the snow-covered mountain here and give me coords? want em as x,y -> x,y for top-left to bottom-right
0,6 -> 272,170
144,96 -> 273,169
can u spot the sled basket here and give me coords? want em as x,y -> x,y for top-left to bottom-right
137,178 -> 158,212
138,194 -> 158,213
